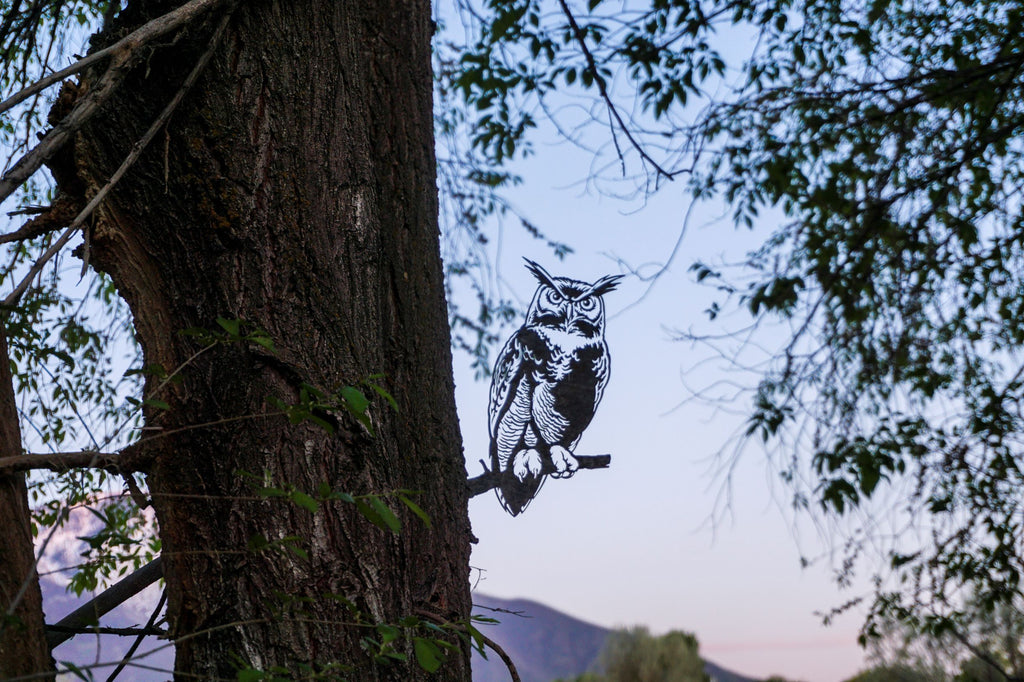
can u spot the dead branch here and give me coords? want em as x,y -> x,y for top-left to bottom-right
466,454 -> 611,497
104,590 -> 167,682
44,624 -> 165,638
3,5 -> 236,307
0,0 -> 228,117
0,195 -> 82,245
0,0 -> 230,207
46,557 -> 163,649
0,445 -> 153,475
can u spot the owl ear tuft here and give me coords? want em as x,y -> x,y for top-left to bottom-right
523,258 -> 561,291
584,273 -> 624,298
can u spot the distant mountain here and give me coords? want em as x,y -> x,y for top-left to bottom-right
44,577 -> 755,681
470,594 -> 759,682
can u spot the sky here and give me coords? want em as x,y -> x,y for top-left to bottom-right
453,134 -> 874,681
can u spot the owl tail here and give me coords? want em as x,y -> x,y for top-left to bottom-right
496,473 -> 545,516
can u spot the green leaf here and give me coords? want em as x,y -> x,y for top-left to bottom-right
59,661 -> 92,681
216,317 -> 241,336
340,386 -> 370,414
247,534 -> 269,552
290,491 -> 319,513
399,494 -> 431,529
329,490 -> 355,504
414,637 -> 444,673
368,382 -> 399,413
377,624 -> 401,644
465,622 -> 488,657
356,496 -> 401,534
251,333 -> 275,352
258,487 -> 287,498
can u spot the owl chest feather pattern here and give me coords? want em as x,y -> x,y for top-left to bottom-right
525,327 -> 608,446
488,325 -> 609,469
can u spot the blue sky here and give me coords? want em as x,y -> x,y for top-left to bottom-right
454,133 -> 873,681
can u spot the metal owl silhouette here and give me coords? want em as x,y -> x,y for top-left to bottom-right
487,259 -> 622,515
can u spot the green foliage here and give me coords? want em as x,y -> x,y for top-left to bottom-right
434,23 -> 571,377
448,0 -> 1024,661
687,0 -> 1024,642
451,0 -> 725,170
560,626 -> 709,682
843,665 -> 936,682
241,467 -> 432,538
856,593 -> 1024,682
266,373 -> 397,437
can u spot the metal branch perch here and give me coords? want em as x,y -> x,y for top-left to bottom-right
466,454 -> 611,498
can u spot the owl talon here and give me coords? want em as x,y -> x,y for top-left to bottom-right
512,448 -> 544,481
549,445 -> 578,479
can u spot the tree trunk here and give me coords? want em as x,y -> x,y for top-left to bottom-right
63,0 -> 472,678
0,325 -> 54,679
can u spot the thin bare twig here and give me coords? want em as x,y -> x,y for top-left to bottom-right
45,625 -> 165,639
0,196 -> 80,244
104,589 -> 167,682
555,0 -> 676,181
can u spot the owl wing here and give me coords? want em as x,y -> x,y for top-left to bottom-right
566,346 -> 610,450
487,330 -> 533,473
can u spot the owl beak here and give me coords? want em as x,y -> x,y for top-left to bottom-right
564,310 -> 598,337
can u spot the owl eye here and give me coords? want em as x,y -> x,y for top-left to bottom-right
577,296 -> 597,312
545,289 -> 563,304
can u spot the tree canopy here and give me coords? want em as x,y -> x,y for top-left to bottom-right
447,0 -> 1024,652
556,626 -> 709,682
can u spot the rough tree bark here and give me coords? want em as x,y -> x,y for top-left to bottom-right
0,324 -> 54,679
53,0 -> 473,678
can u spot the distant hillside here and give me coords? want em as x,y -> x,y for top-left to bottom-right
45,577 -> 755,681
471,594 -> 759,682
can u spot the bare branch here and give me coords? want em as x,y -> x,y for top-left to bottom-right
45,624 -> 165,638
0,446 -> 152,475
0,196 -> 80,245
46,557 -> 163,649
0,0 -> 228,117
3,5 -> 236,308
0,0 -> 230,208
466,453 -> 611,497
104,590 -> 167,682
555,0 -> 677,181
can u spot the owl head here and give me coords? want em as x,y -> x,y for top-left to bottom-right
522,259 -> 623,338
